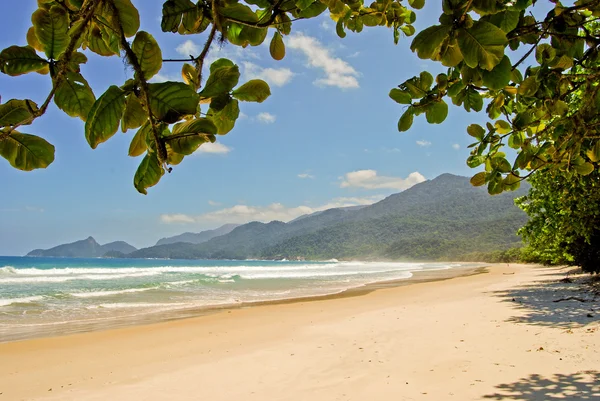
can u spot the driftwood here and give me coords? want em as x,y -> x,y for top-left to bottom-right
552,296 -> 592,303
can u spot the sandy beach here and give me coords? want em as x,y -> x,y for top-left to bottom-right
0,263 -> 598,400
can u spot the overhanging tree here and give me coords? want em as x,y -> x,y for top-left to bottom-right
2,0 -> 600,194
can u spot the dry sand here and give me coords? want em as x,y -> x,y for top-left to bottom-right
0,263 -> 598,400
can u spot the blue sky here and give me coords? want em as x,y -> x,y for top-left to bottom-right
0,1 -> 492,255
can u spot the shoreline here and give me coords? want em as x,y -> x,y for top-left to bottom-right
0,263 -> 487,344
1,263 -> 598,400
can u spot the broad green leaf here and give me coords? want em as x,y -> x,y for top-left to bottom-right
398,108 -> 414,132
121,95 -> 147,132
134,152 -> 164,195
161,0 -> 196,32
87,25 -> 119,56
470,171 -> 487,186
0,99 -> 38,127
26,26 -> 44,52
457,21 -> 508,70
270,32 -> 285,61
239,25 -> 268,47
296,0 -> 314,10
208,99 -> 240,135
455,87 -> 483,112
181,63 -> 199,90
467,155 -> 486,168
200,65 -> 240,99
32,6 -> 69,59
221,4 -> 258,22
494,119 -> 511,134
481,55 -> 511,90
518,76 -> 538,97
85,86 -> 127,149
574,162 -> 594,175
232,80 -> 271,103
336,19 -> 346,39
210,58 -> 235,74
128,122 -> 150,157
586,141 -> 600,163
467,124 -> 485,140
389,89 -> 412,104
54,72 -> 96,121
0,46 -> 48,76
166,143 -> 185,165
166,118 -> 217,155
0,131 -> 55,170
409,0 -> 425,9
147,82 -> 200,124
425,100 -> 448,124
487,10 -> 520,33
132,31 -> 162,80
110,0 -> 140,37
410,25 -> 451,60
299,2 -> 328,18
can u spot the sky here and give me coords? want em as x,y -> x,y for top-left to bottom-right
0,1 -> 495,255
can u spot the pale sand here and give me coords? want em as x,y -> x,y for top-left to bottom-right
0,264 -> 598,400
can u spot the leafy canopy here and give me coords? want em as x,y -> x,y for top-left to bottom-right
2,0 -> 600,195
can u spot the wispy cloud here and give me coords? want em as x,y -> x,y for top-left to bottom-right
340,170 -> 426,190
243,62 -> 294,87
257,112 -> 276,124
208,200 -> 221,206
198,142 -> 231,154
159,196 -> 383,225
298,173 -> 315,179
452,143 -> 460,150
176,40 -> 200,58
287,33 -> 359,89
416,140 -> 432,147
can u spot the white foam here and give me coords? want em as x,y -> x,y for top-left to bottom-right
0,296 -> 44,307
0,271 -> 161,284
69,287 -> 158,298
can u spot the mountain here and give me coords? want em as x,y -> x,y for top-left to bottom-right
27,237 -> 137,258
128,174 -> 530,261
155,224 -> 239,246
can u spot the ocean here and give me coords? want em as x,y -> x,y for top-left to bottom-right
0,256 -> 476,342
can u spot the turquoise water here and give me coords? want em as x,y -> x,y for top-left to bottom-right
0,256 -> 472,342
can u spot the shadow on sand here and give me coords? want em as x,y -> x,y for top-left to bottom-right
483,371 -> 600,400
491,269 -> 599,328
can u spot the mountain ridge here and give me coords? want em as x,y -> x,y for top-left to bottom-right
27,237 -> 137,258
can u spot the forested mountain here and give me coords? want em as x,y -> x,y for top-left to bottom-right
155,224 -> 239,246
27,237 -> 137,258
129,174 -> 529,261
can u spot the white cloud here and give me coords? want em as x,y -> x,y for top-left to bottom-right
416,140 -> 432,147
383,147 -> 401,153
243,62 -> 294,87
257,112 -> 276,124
452,143 -> 460,150
160,214 -> 196,224
298,173 -> 315,179
159,195 -> 384,226
198,142 -> 231,154
176,40 -> 201,58
208,200 -> 221,206
151,73 -> 180,83
339,170 -> 426,190
287,33 -> 359,89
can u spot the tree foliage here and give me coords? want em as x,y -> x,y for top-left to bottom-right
2,0 -> 600,195
516,167 -> 600,274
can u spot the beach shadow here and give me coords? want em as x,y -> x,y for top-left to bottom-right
491,273 -> 599,328
483,371 -> 600,400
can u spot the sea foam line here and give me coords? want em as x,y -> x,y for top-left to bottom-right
69,287 -> 159,298
0,296 -> 44,307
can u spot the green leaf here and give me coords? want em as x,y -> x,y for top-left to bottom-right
574,162 -> 594,176
128,122 -> 150,157
210,58 -> 235,74
518,76 -> 538,97
147,82 -> 200,124
121,95 -> 147,132
54,72 -> 96,121
467,124 -> 485,141
32,6 -> 69,59
134,152 -> 165,195
389,89 -> 412,104
409,0 -> 425,9
425,101 -> 448,124
0,131 -> 55,170
161,0 -> 196,32
270,32 -> 285,61
0,99 -> 39,127
208,99 -> 240,135
487,10 -> 520,33
181,63 -> 199,90
132,31 -> 162,80
232,80 -> 271,103
398,108 -> 414,132
221,4 -> 258,22
470,171 -> 487,186
586,141 -> 600,163
166,118 -> 217,155
410,25 -> 451,60
295,0 -> 314,10
85,85 -> 127,149
457,21 -> 508,70
110,0 -> 140,37
0,46 -> 48,76
455,87 -> 483,112
299,2 -> 328,18
200,65 -> 240,99
481,55 -> 511,90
